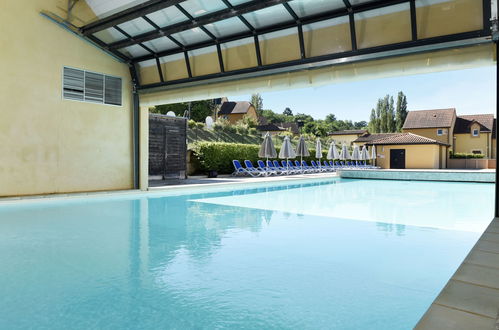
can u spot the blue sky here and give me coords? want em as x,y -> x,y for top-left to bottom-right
231,66 -> 496,122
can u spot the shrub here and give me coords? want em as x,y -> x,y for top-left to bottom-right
449,151 -> 485,159
248,127 -> 258,135
188,119 -> 197,129
235,123 -> 249,135
195,122 -> 205,129
191,142 -> 330,174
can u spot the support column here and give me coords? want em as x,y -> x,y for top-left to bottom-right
139,106 -> 149,191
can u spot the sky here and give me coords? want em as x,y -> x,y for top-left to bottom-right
230,66 -> 496,123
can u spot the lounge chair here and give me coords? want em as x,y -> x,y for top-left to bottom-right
232,160 -> 263,177
244,160 -> 268,176
299,161 -> 318,173
311,160 -> 328,172
257,160 -> 277,176
322,160 -> 335,171
281,160 -> 300,174
269,160 -> 291,175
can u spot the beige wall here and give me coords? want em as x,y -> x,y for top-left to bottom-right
330,134 -> 362,146
454,129 -> 493,158
374,144 -> 444,169
0,0 -> 134,196
403,127 -> 452,145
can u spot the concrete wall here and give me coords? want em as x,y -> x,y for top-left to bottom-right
454,129 -> 493,158
447,159 -> 495,169
0,0 -> 133,196
375,144 -> 443,169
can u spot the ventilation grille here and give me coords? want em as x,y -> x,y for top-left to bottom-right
63,67 -> 122,106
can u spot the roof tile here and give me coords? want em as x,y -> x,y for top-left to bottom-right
402,108 -> 455,129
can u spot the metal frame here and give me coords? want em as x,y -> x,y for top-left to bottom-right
73,0 -> 493,94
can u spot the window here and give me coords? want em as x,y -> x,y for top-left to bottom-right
63,67 -> 122,106
437,129 -> 443,136
472,129 -> 479,136
472,150 -> 482,154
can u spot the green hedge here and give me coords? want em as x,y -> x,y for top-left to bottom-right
449,151 -> 485,159
191,142 -> 330,174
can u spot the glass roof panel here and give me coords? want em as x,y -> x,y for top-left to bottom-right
137,59 -> 155,68
289,0 -> 345,17
171,28 -> 213,45
180,0 -> 227,18
259,27 -> 297,41
225,0 -> 255,6
302,16 -> 350,32
145,6 -> 188,28
350,0 -> 378,5
221,36 -> 254,50
85,0 -> 148,19
119,44 -> 151,58
159,53 -> 185,64
116,17 -> 155,37
355,3 -> 410,20
142,38 -> 179,53
204,17 -> 251,38
242,5 -> 294,29
93,28 -> 127,44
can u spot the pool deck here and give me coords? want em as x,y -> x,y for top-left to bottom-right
416,217 -> 499,329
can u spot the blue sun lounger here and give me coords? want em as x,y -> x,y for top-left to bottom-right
257,160 -> 277,175
232,160 -> 263,177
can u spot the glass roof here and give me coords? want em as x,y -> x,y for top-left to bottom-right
171,28 -> 213,45
142,38 -> 179,53
180,0 -> 228,18
289,0 -> 345,17
119,44 -> 151,58
242,5 -> 294,29
145,6 -> 188,29
204,17 -> 251,38
116,17 -> 155,37
355,3 -> 410,20
93,28 -> 127,44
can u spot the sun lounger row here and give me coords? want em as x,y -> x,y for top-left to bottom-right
232,160 -> 378,177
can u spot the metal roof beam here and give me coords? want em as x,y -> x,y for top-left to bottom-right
132,0 -> 409,63
81,0 -> 187,35
107,0 -> 292,50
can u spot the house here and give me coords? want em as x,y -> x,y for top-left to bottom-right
256,123 -> 286,136
402,108 -> 456,146
279,122 -> 300,135
328,129 -> 368,146
366,133 -> 449,169
402,108 -> 496,159
218,100 -> 258,124
453,114 -> 496,158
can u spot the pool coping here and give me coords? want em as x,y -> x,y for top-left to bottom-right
339,169 -> 495,183
0,173 -> 338,205
415,217 -> 499,330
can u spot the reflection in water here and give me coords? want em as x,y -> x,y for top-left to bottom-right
376,222 -> 406,236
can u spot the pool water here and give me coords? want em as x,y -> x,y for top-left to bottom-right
0,178 -> 494,329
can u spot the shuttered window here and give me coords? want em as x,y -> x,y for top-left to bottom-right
63,67 -> 122,106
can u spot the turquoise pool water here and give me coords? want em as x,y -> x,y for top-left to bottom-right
0,178 -> 494,329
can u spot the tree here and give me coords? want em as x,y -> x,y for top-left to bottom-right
294,113 -> 314,124
354,121 -> 367,129
368,109 -> 377,133
387,96 -> 395,132
250,93 -> 263,113
283,107 -> 293,116
325,113 -> 337,123
375,99 -> 382,133
395,91 -> 408,132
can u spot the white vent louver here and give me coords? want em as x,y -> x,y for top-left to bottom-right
63,67 -> 122,106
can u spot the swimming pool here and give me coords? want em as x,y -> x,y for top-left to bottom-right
0,178 -> 494,329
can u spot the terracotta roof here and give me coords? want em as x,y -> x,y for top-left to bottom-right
353,133 -> 398,143
218,101 -> 253,115
328,129 -> 367,136
256,123 -> 285,132
366,133 -> 449,146
402,108 -> 456,129
454,114 -> 494,134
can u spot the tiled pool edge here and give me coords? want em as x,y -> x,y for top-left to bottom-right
415,217 -> 499,330
0,173 -> 338,206
339,169 -> 495,183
